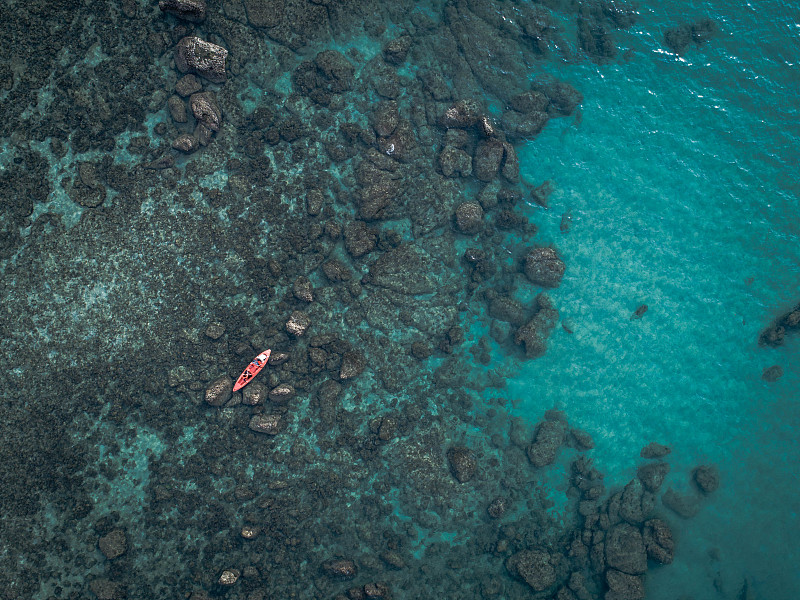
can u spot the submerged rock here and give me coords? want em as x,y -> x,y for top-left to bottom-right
637,461 -> 669,492
526,413 -> 566,468
523,247 -> 566,288
286,311 -> 311,336
454,201 -> 483,234
447,446 -> 477,483
506,549 -> 556,592
761,364 -> 783,382
643,518 -> 674,564
248,413 -> 283,435
640,442 -> 671,459
605,523 -> 647,575
205,375 -> 233,406
605,569 -> 645,600
515,293 -> 559,358
322,558 -> 357,579
339,350 -> 366,380
98,529 -> 127,560
174,37 -> 228,84
692,465 -> 720,494
662,487 -> 700,519
159,0 -> 206,22
190,91 -> 222,131
241,381 -> 268,406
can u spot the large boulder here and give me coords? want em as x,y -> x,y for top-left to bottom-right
642,519 -> 674,564
523,247 -> 565,287
605,523 -> 647,575
515,293 -> 559,358
637,462 -> 670,492
174,37 -> 227,84
159,0 -> 206,22
454,201 -> 483,234
692,465 -> 720,494
526,413 -> 566,468
205,375 -> 233,406
447,447 -> 477,483
506,550 -> 556,592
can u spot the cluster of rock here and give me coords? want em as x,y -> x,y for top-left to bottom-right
759,300 -> 800,347
502,413 -> 722,599
664,18 -> 719,55
576,0 -> 638,62
158,1 -> 228,154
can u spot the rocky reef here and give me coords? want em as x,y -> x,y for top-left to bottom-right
0,0 -> 720,598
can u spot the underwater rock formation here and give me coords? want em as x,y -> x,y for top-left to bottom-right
159,0 -> 206,22
664,18 -> 719,55
758,300 -> 800,346
174,37 -> 228,84
524,247 -> 566,288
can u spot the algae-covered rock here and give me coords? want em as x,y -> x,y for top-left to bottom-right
174,37 -> 227,84
205,375 -> 233,406
446,446 -> 477,483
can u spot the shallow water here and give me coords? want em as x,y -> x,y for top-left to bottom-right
0,0 -> 798,598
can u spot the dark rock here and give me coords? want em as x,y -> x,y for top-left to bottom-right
537,81 -> 583,117
510,90 -> 550,114
172,133 -> 199,153
98,529 -> 127,560
759,301 -> 800,346
190,91 -> 222,131
339,351 -> 366,380
636,462 -> 669,493
268,351 -> 290,365
619,479 -> 653,525
506,549 -> 557,592
440,99 -> 481,129
473,139 -> 505,182
383,35 -> 412,64
664,19 -> 719,55
447,446 -> 477,483
317,379 -> 342,404
293,50 -> 354,106
568,428 -> 595,450
515,294 -> 559,358
642,518 -> 674,564
605,523 -> 646,575
344,221 -> 378,258
523,247 -> 566,287
605,569 -> 644,600
630,304 -> 648,320
322,558 -> 357,580
454,201 -> 483,234
174,36 -> 227,84
761,365 -> 783,382
501,141 -> 519,182
89,579 -> 126,600
175,74 -> 202,97
268,384 -> 295,405
195,123 -> 214,146
379,550 -> 405,569
501,110 -> 549,140
204,322 -> 224,339
286,311 -> 311,336
692,465 -> 720,494
640,442 -> 671,459
167,95 -> 187,123
205,375 -> 233,406
322,258 -> 353,282
487,497 -> 509,519
243,0 -> 283,28
363,581 -> 391,598
526,414 -> 566,467
248,413 -> 283,435
439,146 -> 472,177
371,100 -> 399,138
159,0 -> 206,22
241,381 -> 268,406
662,488 -> 700,518
293,276 -> 314,302
489,296 -> 527,327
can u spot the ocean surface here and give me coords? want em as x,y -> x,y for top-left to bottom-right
0,0 -> 798,598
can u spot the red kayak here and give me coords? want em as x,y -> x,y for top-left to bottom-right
233,349 -> 271,392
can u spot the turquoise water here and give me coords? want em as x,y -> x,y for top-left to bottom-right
1,0 -> 799,598
507,0 -> 800,597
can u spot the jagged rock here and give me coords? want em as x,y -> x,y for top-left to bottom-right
174,37 -> 227,84
286,311 -> 311,336
322,558 -> 357,579
605,569 -> 644,600
293,276 -> 314,302
526,414 -> 566,467
447,446 -> 477,483
619,479 -> 653,525
248,413 -> 283,435
640,442 -> 671,459
637,462 -> 669,492
454,201 -> 484,234
98,529 -> 127,560
473,139 -> 505,182
339,351 -> 366,380
190,91 -> 222,131
159,0 -> 206,22
692,465 -> 720,494
440,99 -> 482,129
268,384 -> 295,405
175,74 -> 202,97
172,133 -> 199,153
322,258 -> 353,282
524,247 -> 566,287
642,519 -> 674,564
605,523 -> 646,575
344,221 -> 378,257
515,293 -> 559,358
439,146 -> 473,177
383,35 -> 412,64
507,549 -> 557,592
488,497 -> 509,519
205,375 -> 233,406
241,381 -> 268,406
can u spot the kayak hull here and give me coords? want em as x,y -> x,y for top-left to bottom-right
233,349 -> 271,392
